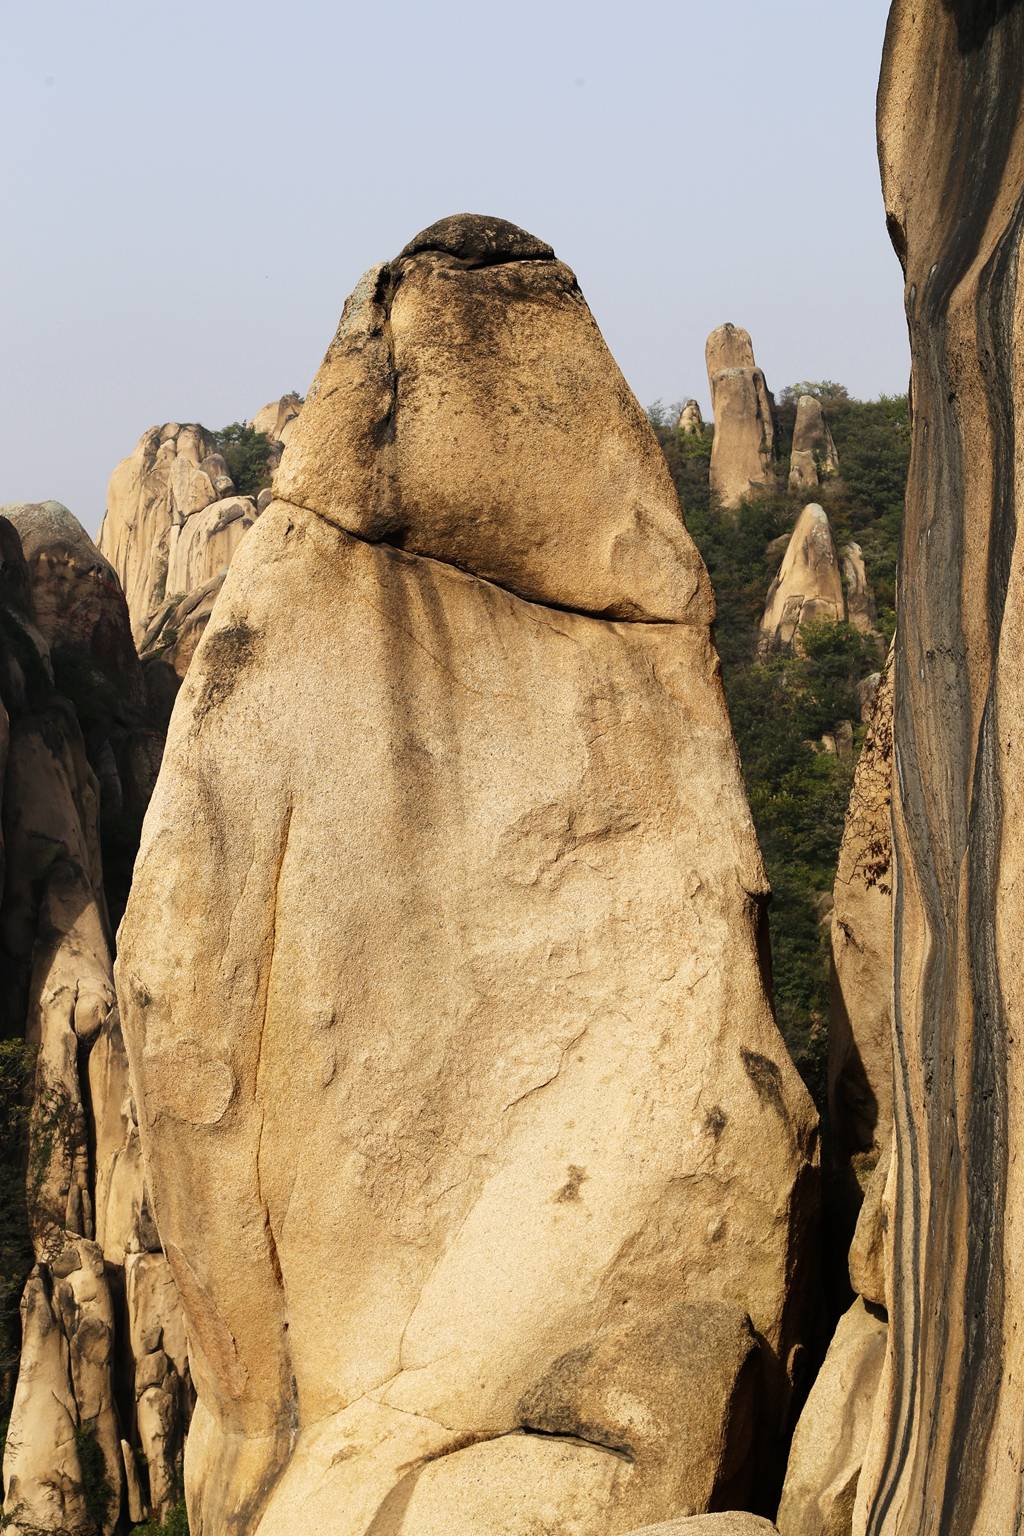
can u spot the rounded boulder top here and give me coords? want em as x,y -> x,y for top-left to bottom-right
398,213 -> 555,266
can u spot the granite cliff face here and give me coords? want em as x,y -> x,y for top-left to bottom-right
117,215 -> 818,1536
706,325 -> 776,511
0,510 -> 191,1532
854,5 -> 1024,1533
828,654 -> 893,1209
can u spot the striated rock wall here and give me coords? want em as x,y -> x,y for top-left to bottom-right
706,325 -> 776,511
855,4 -> 1024,1533
117,215 -> 819,1536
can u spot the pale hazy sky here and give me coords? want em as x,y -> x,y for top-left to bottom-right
1,0 -> 906,533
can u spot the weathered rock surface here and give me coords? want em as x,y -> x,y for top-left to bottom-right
777,1299 -> 886,1536
788,395 -> 839,492
100,423 -> 224,641
623,1517 -> 780,1535
828,655 -> 893,1200
840,544 -> 877,637
856,8 -> 1024,1532
759,504 -> 845,652
678,400 -> 705,435
848,1144 -> 890,1311
0,513 -> 190,1530
164,494 -> 256,603
138,574 -> 227,728
2,502 -> 161,924
706,324 -> 776,510
119,215 -> 818,1536
251,392 -> 303,446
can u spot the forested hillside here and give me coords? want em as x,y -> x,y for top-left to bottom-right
649,387 -> 910,1106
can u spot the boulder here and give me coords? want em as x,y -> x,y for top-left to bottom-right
118,214 -> 818,1536
848,1143 -> 890,1311
678,400 -> 705,435
788,395 -> 839,492
759,504 -> 845,652
2,1269 -> 90,1535
840,544 -> 877,636
856,8 -> 1024,1531
706,324 -> 776,510
776,1299 -> 886,1536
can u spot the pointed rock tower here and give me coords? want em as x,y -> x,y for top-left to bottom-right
116,215 -> 817,1536
706,324 -> 776,511
788,394 -> 839,492
677,399 -> 704,435
760,503 -> 845,652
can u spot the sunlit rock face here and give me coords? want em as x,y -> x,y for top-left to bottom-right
706,323 -> 776,511
759,503 -> 845,652
788,395 -> 839,493
117,214 -> 818,1536
855,5 -> 1024,1534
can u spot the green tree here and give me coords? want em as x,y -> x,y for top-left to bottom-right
210,423 -> 274,498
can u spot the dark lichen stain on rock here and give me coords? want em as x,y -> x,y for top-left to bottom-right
741,1049 -> 788,1121
555,1164 -> 588,1203
194,622 -> 258,721
705,1105 -> 728,1140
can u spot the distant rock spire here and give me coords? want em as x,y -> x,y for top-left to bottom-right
788,394 -> 840,492
760,502 -> 845,651
840,541 -> 877,635
706,323 -> 776,511
677,399 -> 704,435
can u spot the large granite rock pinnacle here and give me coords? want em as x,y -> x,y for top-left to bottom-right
759,503 -> 845,652
854,6 -> 1024,1534
117,214 -> 818,1536
788,395 -> 839,493
705,324 -> 776,511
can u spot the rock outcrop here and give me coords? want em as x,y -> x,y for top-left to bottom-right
0,512 -> 190,1531
100,424 -> 226,642
118,214 -> 818,1536
251,392 -> 303,448
678,400 -> 705,435
1,502 -> 161,924
855,6 -> 1024,1533
759,504 -> 845,652
706,324 -> 776,510
828,653 -> 893,1203
776,1299 -> 887,1536
788,395 -> 839,493
840,544 -> 877,636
